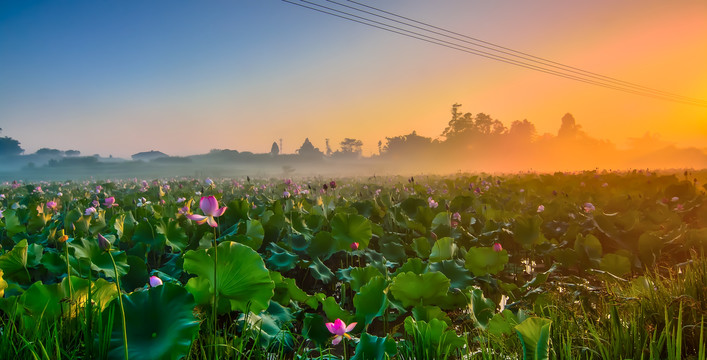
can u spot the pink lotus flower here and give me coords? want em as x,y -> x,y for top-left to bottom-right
537,205 -> 545,213
452,212 -> 462,222
46,201 -> 58,211
103,196 -> 118,208
149,276 -> 163,287
325,319 -> 357,345
350,242 -> 359,250
583,202 -> 595,213
493,242 -> 503,252
186,196 -> 227,227
428,197 -> 438,209
85,207 -> 97,216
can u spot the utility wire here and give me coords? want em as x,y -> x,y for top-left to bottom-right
282,0 -> 707,107
346,0 -> 706,105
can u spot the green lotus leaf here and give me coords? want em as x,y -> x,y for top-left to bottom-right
431,212 -> 450,231
219,219 -> 264,251
270,271 -> 319,309
339,266 -> 383,292
353,276 -> 388,327
379,235 -> 407,263
411,237 -> 431,259
429,237 -> 457,262
429,260 -> 474,289
351,333 -> 397,360
132,221 -> 164,250
309,257 -> 335,284
320,296 -> 353,324
0,239 -> 31,283
390,271 -> 450,308
574,233 -> 603,264
308,231 -> 336,260
121,255 -> 150,292
400,197 -> 427,218
470,288 -> 496,330
464,247 -> 508,276
288,233 -> 309,252
106,283 -> 200,360
302,313 -> 330,348
4,210 -> 26,237
183,241 -> 274,314
514,215 -> 544,248
70,236 -> 128,279
266,243 -> 298,272
40,250 -> 66,275
637,232 -> 663,267
411,305 -> 452,327
488,309 -> 524,336
158,220 -> 189,253
331,213 -> 372,250
599,253 -> 632,278
515,317 -> 552,360
394,258 -> 428,276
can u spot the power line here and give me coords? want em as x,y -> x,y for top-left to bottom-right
282,0 -> 707,107
345,0 -> 706,105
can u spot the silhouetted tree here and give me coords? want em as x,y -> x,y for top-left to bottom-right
325,138 -> 332,156
35,148 -> 63,156
65,150 -> 81,156
0,136 -> 24,156
384,131 -> 433,155
270,141 -> 279,156
508,119 -> 537,142
441,104 -> 474,139
340,138 -> 363,154
558,113 -> 581,138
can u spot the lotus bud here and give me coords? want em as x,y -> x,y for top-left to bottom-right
97,233 -> 111,251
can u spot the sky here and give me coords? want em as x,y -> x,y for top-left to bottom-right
1,0 -> 706,159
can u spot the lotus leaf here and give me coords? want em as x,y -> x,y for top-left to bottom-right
390,271 -> 450,308
320,296 -> 354,324
429,237 -> 457,262
106,283 -> 200,360
266,243 -> 298,272
411,237 -> 431,258
514,215 -> 544,248
302,313 -> 330,347
308,231 -> 336,260
411,304 -> 452,327
331,212 -> 372,250
309,257 -> 335,284
464,246 -> 508,276
515,317 -> 552,360
183,241 -> 274,314
353,276 -> 388,326
429,260 -> 475,289
470,288 -> 496,329
351,333 -> 397,360
70,236 -> 129,279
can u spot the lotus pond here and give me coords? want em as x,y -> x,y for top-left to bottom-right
0,171 -> 706,359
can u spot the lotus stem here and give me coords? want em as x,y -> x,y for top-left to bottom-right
108,251 -> 129,360
213,226 -> 219,360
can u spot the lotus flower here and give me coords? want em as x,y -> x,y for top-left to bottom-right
186,196 -> 227,227
493,242 -> 503,252
537,205 -> 545,213
283,190 -> 291,199
97,233 -> 111,251
46,201 -> 58,211
149,276 -> 163,287
350,242 -> 359,250
329,180 -> 337,189
583,202 -> 595,213
325,319 -> 356,345
103,196 -> 118,208
85,206 -> 97,216
428,197 -> 438,209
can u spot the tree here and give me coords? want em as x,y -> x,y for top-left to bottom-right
558,113 -> 581,138
0,136 -> 24,156
441,104 -> 474,140
340,138 -> 363,154
384,131 -> 433,155
325,139 -> 332,156
508,119 -> 537,142
270,141 -> 280,156
65,150 -> 81,156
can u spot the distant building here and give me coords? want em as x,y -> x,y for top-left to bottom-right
131,150 -> 168,161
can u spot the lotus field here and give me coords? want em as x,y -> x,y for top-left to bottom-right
1,172 -> 706,360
